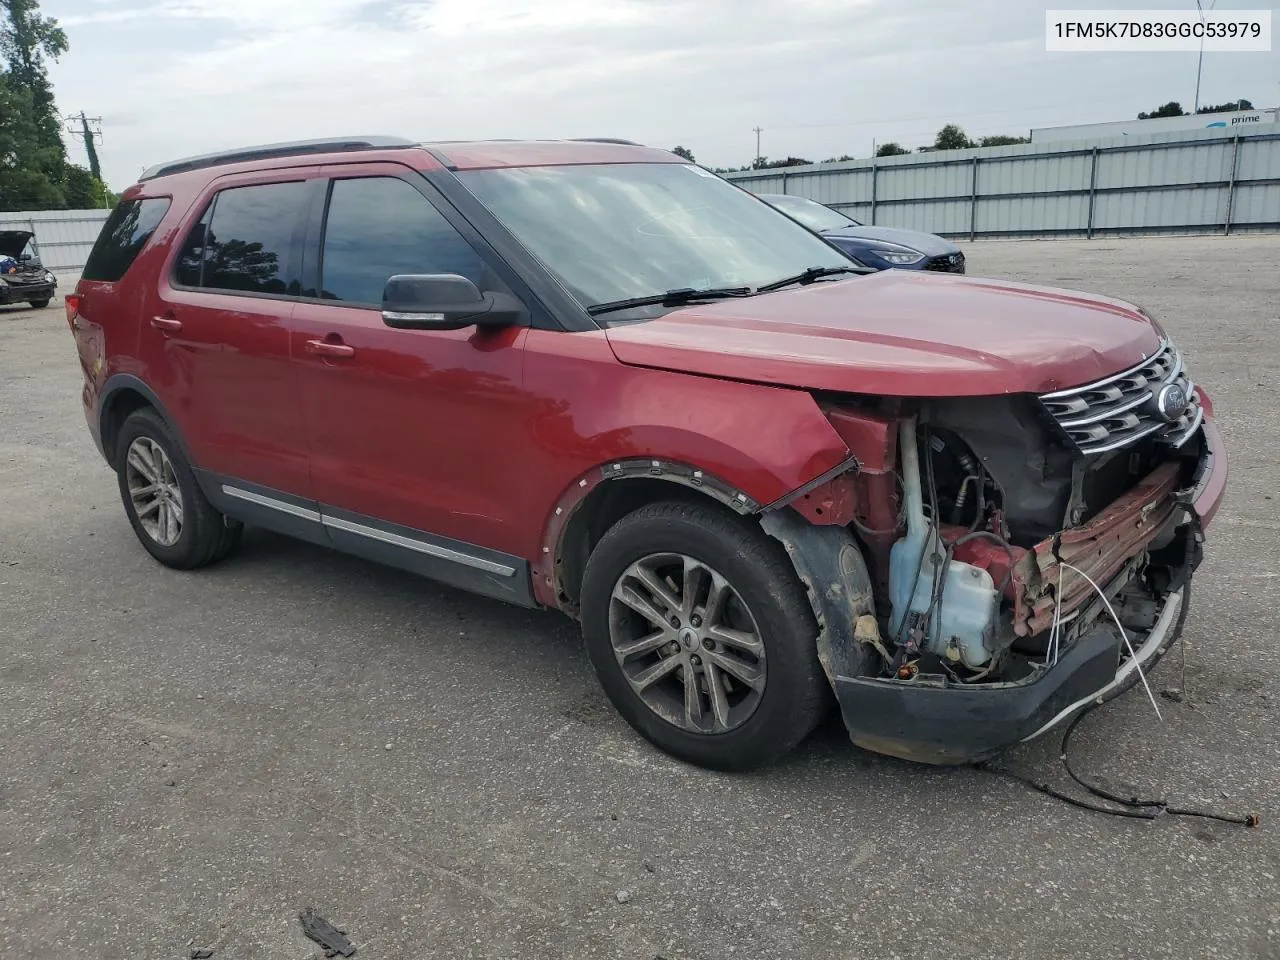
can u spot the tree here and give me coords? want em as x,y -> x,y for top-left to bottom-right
63,163 -> 108,208
875,142 -> 909,157
753,156 -> 812,169
979,134 -> 1030,147
1,1 -> 112,210
671,145 -> 695,162
933,124 -> 974,150
1,0 -> 68,178
0,71 -> 63,210
820,154 -> 855,163
1138,101 -> 1185,119
1197,99 -> 1253,114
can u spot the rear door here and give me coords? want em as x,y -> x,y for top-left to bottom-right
143,171 -> 319,502
289,165 -> 534,593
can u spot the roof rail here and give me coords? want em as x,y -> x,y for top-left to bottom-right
138,136 -> 419,182
569,138 -> 643,146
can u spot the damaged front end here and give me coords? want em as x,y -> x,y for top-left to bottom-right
764,340 -> 1224,765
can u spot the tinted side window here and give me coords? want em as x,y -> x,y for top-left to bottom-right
200,181 -> 306,295
320,177 -> 485,305
82,198 -> 172,282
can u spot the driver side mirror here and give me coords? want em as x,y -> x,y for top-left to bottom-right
382,274 -> 523,330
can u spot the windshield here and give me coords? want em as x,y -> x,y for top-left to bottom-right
764,195 -> 860,232
458,163 -> 855,314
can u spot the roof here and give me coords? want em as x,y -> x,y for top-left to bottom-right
135,136 -> 680,185
424,139 -> 680,170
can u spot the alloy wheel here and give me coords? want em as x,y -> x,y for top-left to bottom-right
608,552 -> 767,734
124,437 -> 184,547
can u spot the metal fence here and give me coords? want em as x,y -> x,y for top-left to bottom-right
0,208 -> 109,274
725,127 -> 1280,240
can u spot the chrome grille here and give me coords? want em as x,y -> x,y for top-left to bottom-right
1040,341 -> 1203,455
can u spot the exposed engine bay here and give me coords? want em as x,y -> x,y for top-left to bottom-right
874,405 -> 1204,687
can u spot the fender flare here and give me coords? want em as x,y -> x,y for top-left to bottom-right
96,374 -> 194,469
531,457 -> 762,609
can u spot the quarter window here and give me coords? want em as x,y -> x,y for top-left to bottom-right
82,197 -> 172,283
319,177 -> 486,305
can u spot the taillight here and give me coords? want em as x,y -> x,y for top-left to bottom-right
65,293 -> 81,330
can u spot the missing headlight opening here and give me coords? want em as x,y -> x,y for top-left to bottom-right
783,386 -> 1216,766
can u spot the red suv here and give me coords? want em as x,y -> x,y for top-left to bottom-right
69,137 -> 1226,770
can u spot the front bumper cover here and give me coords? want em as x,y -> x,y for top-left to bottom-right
834,586 -> 1187,765
0,279 -> 55,304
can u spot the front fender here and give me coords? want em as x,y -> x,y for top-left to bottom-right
521,330 -> 855,606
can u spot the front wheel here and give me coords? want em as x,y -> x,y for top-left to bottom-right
580,500 -> 828,771
28,298 -> 51,309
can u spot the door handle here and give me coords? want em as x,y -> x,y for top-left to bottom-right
151,315 -> 182,332
305,338 -> 355,359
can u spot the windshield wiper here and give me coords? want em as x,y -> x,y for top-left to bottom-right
757,265 -> 866,293
586,285 -> 753,317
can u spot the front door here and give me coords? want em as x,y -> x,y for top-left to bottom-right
288,168 -> 533,595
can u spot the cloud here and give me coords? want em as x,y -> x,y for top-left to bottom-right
44,0 -> 1278,189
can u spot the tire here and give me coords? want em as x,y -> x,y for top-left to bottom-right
580,500 -> 828,771
115,407 -> 242,569
27,298 -> 51,309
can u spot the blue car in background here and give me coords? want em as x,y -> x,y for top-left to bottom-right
759,194 -> 965,274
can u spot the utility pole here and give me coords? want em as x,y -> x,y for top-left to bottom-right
64,112 -> 104,180
1193,0 -> 1217,113
753,126 -> 763,168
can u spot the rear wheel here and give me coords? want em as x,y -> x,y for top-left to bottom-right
580,500 -> 827,771
115,408 -> 242,569
28,298 -> 50,309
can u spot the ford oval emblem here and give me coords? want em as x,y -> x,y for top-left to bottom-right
1155,383 -> 1189,422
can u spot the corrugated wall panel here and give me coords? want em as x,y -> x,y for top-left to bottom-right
1093,187 -> 1229,229
977,193 -> 1089,234
876,161 -> 969,201
875,200 -> 969,235
1232,184 -> 1280,225
727,129 -> 1280,238
0,209 -> 109,273
1237,139 -> 1280,181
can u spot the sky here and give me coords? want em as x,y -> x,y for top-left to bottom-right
40,0 -> 1280,190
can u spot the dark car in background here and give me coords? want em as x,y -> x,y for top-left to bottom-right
0,230 -> 58,308
760,194 -> 965,274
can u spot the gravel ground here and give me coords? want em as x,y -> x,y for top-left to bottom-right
1,236 -> 1278,960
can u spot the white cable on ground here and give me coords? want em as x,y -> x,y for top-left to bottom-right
1060,561 -> 1163,722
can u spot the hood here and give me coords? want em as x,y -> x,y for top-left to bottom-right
604,270 -> 1165,397
0,230 -> 34,259
823,224 -> 958,257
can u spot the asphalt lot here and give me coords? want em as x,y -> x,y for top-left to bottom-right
2,236 -> 1278,960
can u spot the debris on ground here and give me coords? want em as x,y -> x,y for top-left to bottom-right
1160,688 -> 1185,703
189,950 -> 214,959
615,889 -> 633,904
299,907 -> 356,958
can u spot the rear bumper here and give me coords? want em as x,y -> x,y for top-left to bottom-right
835,587 -> 1187,765
0,280 -> 55,304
